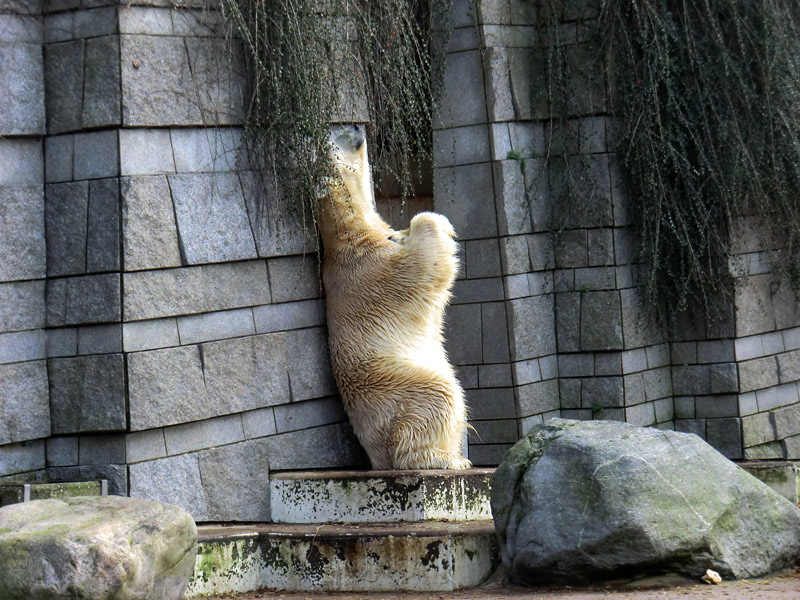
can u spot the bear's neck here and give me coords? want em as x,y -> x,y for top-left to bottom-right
318,188 -> 388,252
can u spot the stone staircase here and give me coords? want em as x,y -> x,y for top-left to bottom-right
186,469 -> 499,596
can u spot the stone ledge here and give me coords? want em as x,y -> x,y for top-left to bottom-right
188,521 -> 498,595
270,468 -> 494,524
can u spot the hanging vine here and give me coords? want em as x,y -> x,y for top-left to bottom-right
534,0 -> 800,318
220,0 -> 448,219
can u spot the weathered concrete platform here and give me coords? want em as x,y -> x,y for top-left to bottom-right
187,469 -> 499,596
271,469 -> 494,523
0,479 -> 107,507
187,521 -> 498,596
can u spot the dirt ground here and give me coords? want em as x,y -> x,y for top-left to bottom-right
201,566 -> 800,600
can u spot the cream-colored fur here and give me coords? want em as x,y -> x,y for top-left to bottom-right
318,124 -> 471,470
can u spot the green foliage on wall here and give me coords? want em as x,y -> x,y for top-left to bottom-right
535,0 -> 800,317
220,0 -> 446,215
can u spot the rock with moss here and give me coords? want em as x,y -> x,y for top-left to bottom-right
0,495 -> 197,600
492,419 -> 800,583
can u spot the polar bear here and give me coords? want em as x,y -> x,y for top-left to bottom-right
318,124 -> 471,470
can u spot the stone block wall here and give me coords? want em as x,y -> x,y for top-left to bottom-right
3,0 -> 800,522
0,0 -> 49,483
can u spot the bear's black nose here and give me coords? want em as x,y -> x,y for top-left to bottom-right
350,124 -> 366,150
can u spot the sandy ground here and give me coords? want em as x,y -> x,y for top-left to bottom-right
200,566 -> 800,600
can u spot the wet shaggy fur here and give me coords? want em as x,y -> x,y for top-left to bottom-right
318,124 -> 471,470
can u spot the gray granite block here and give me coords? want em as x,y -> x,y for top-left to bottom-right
123,261 -> 270,321
273,397 -> 346,434
433,124 -> 490,167
0,329 -> 46,363
44,134 -> 73,183
171,7 -> 226,37
78,434 -> 125,464
0,16 -> 41,44
46,327 -> 77,357
253,299 -> 323,333
267,254 -> 321,303
285,327 -> 337,401
560,378 -> 581,409
492,160 -> 533,236
643,366 -> 672,400
48,354 -> 125,434
46,273 -> 121,326
0,184 -> 45,282
469,419 -> 518,445
434,163 -> 497,240
456,364 -> 479,389
444,303 -> 482,365
478,363 -> 513,388
755,384 -> 799,412
620,288 -> 663,349
45,436 -> 78,467
674,396 -> 695,419
119,6 -> 173,35
73,6 -> 117,38
0,280 -> 45,332
201,333 -> 290,414
125,429 -> 167,463
740,391 -> 759,416
500,235 -> 530,274
129,453 -> 207,520
466,387 -> 517,420
482,301 -> 510,363
77,324 -> 122,354
513,359 -> 542,386
0,361 -> 49,444
0,41 -> 45,135
581,376 -> 624,409
177,308 -> 254,345
575,266 -> 615,290
198,438 -> 271,521
580,291 -> 623,351
742,411 -> 777,447
468,443 -> 515,467
734,274 -> 775,337
465,238 -> 502,279
706,417 -> 743,459
709,362 -> 739,394
169,172 -> 258,264
556,292 -> 581,353
508,295 -> 557,360
121,35 -> 247,127
122,318 -> 180,352
697,340 -> 735,364
554,231 -> 588,268
778,349 -> 800,383
241,407 -> 276,439
0,439 -> 45,478
240,170 -> 315,258
170,127 -> 245,173
626,401 -> 656,427
558,353 -> 594,378
44,11 -> 74,42
204,260 -> 271,311
263,422 -> 368,471
744,441 -> 784,460
739,356 -> 779,393
86,177 -> 120,272
45,181 -> 88,276
127,345 -> 208,431
504,274 -> 530,299
44,39 -> 83,133
672,364 -> 712,396
773,402 -> 800,440
654,397 -> 674,423
164,414 -> 244,456
119,129 -> 176,176
594,352 -> 622,376
452,277 -> 505,304
0,138 -> 42,186
517,379 -> 559,416
121,175 -> 182,271
73,130 -> 119,180
82,35 -> 121,128
695,395 -> 739,419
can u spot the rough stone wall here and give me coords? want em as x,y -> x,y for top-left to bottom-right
0,0 -> 368,522
0,0 -> 49,483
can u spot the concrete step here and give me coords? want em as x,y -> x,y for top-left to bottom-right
186,521 -> 498,596
270,468 -> 494,523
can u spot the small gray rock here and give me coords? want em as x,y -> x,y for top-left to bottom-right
0,495 -> 197,600
492,419 -> 800,583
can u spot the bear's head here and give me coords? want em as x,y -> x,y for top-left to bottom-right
327,124 -> 375,208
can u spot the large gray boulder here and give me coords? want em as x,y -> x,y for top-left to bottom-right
492,419 -> 800,583
0,495 -> 197,600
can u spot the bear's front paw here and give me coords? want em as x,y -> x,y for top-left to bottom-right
409,212 -> 456,240
388,229 -> 409,244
